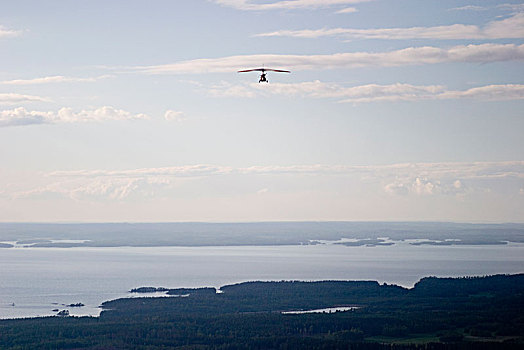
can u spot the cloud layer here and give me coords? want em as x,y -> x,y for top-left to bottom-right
206,81 -> 524,103
0,93 -> 49,105
0,75 -> 112,85
450,6 -> 487,12
136,44 -> 524,74
212,0 -> 370,11
256,12 -> 524,40
42,162 -> 524,183
10,161 -> 523,201
0,106 -> 149,127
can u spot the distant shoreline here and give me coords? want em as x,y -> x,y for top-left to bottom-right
0,239 -> 519,249
1,221 -> 523,248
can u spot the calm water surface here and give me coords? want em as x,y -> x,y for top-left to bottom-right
1,243 -> 523,319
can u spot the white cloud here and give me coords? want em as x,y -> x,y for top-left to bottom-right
0,93 -> 49,105
205,81 -> 524,103
0,106 -> 149,127
437,84 -> 524,101
48,164 -> 234,178
14,177 -> 171,201
450,5 -> 487,11
0,107 -> 53,127
498,4 -> 524,13
384,177 -> 467,197
256,25 -> 480,40
336,7 -> 358,14
0,25 -> 22,38
135,44 -> 524,74
69,177 -> 170,201
446,43 -> 524,62
483,13 -> 524,39
384,182 -> 409,196
412,178 -> 437,195
164,110 -> 185,121
256,81 -> 446,103
211,0 -> 370,11
0,75 -> 113,85
46,161 -> 524,180
56,106 -> 149,122
9,161 -> 524,201
255,13 -> 524,40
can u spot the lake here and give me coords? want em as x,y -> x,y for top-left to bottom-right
1,242 -> 523,319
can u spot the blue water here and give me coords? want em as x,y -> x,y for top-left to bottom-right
1,242 -> 523,319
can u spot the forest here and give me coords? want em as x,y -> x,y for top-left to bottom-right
0,274 -> 523,349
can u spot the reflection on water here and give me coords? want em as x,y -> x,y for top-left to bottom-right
282,306 -> 358,314
1,243 -> 523,319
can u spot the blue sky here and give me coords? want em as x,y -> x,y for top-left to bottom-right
1,0 -> 523,222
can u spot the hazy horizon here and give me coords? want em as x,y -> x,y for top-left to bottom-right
1,219 -> 524,224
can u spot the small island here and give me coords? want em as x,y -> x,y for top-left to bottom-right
56,310 -> 69,317
129,287 -> 169,293
67,303 -> 84,307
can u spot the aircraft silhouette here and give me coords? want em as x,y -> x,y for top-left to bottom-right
238,68 -> 291,83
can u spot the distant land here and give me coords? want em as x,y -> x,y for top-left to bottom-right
1,222 -> 524,248
1,274 -> 522,349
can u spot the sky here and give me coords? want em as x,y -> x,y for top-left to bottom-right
0,0 -> 523,223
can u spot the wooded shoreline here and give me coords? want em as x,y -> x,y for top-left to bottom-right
1,274 -> 523,349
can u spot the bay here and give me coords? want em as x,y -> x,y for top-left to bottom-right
1,242 -> 523,319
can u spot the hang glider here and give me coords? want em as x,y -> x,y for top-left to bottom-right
238,68 -> 291,83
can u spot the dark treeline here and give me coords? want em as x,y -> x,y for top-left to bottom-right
0,274 -> 523,349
